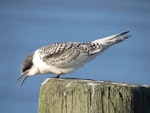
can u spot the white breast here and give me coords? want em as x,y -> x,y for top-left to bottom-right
32,50 -> 76,75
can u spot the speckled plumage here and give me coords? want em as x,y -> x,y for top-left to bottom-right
17,31 -> 131,85
38,42 -> 102,68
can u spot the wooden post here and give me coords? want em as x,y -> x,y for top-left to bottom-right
38,78 -> 150,113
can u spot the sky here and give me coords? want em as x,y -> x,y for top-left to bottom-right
0,0 -> 150,113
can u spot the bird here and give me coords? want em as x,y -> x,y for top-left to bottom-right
16,31 -> 131,85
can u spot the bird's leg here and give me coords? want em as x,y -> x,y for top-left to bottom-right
55,74 -> 61,78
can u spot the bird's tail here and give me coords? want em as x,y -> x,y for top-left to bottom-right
91,31 -> 131,51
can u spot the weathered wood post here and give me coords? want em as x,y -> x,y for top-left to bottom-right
38,78 -> 150,113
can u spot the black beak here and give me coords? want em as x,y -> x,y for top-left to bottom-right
16,72 -> 29,85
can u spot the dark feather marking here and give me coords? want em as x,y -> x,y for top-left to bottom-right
21,53 -> 33,73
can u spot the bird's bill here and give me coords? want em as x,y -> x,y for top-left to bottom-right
20,76 -> 29,85
16,72 -> 29,85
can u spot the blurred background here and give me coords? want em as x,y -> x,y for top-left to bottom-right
0,0 -> 150,113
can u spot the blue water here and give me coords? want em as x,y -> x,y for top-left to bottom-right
0,0 -> 150,113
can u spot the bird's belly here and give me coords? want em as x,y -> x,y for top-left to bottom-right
39,64 -> 76,75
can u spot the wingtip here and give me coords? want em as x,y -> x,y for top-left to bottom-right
124,31 -> 131,38
123,35 -> 131,40
121,31 -> 130,35
125,31 -> 130,33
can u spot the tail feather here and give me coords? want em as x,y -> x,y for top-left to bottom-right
91,31 -> 131,53
92,31 -> 130,44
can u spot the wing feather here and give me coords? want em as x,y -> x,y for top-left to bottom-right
38,42 -> 102,68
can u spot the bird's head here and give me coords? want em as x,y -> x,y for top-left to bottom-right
16,53 -> 34,85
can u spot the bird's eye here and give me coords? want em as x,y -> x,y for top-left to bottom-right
22,62 -> 33,73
